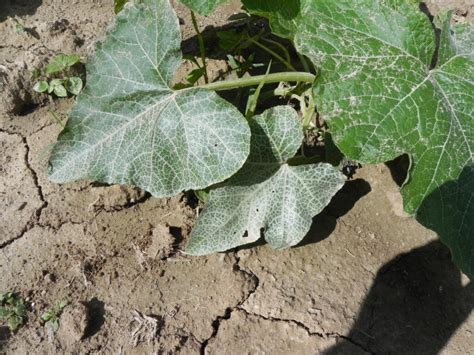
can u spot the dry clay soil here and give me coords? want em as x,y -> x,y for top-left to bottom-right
0,0 -> 473,354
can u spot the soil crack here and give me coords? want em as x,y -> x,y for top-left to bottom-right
199,252 -> 260,354
203,252 -> 373,354
238,309 -> 373,354
0,128 -> 47,249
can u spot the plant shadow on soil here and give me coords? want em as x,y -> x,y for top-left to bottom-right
325,240 -> 473,354
83,298 -> 105,339
0,0 -> 42,22
299,178 -> 372,247
176,15 -> 473,354
326,160 -> 474,353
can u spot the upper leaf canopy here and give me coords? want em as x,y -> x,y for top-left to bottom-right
186,106 -> 345,255
288,1 -> 473,277
48,0 -> 250,197
242,0 -> 306,39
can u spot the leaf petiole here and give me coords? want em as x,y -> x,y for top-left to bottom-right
247,36 -> 296,71
196,71 -> 315,91
190,11 -> 209,83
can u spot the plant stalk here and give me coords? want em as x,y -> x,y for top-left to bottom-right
197,72 -> 315,91
297,52 -> 311,73
261,37 -> 292,65
247,37 -> 296,71
190,11 -> 209,83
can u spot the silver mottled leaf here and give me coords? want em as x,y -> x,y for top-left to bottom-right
186,106 -> 345,255
179,0 -> 229,15
48,0 -> 250,197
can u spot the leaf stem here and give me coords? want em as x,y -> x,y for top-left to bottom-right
297,52 -> 311,73
247,37 -> 296,71
190,11 -> 208,83
197,72 -> 315,91
261,37 -> 292,65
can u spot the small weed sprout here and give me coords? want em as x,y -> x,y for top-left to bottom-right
33,54 -> 83,97
0,292 -> 27,332
41,300 -> 68,332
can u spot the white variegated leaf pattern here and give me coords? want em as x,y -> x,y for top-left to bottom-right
186,106 -> 345,255
179,0 -> 229,15
48,0 -> 250,197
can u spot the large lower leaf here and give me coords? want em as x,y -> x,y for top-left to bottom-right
417,166 -> 474,278
288,1 -> 473,277
179,0 -> 229,15
48,0 -> 250,197
186,106 -> 345,255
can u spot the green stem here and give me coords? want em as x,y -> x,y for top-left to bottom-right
247,37 -> 296,71
191,11 -> 208,84
297,52 -> 311,73
198,72 -> 315,91
261,37 -> 292,65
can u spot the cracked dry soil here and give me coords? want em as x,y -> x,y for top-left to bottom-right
1,0 -> 473,354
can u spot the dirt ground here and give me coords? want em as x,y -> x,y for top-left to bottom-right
0,0 -> 473,354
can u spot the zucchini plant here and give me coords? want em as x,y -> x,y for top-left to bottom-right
48,0 -> 473,278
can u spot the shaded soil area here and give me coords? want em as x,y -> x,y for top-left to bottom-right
1,1 -> 473,353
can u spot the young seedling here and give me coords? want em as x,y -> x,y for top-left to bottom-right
12,18 -> 26,34
33,54 -> 83,97
0,292 -> 27,332
46,0 -> 474,279
41,300 -> 68,332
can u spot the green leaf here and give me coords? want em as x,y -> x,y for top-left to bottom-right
51,319 -> 60,332
242,0 -> 306,39
48,0 -> 250,198
217,29 -> 245,51
186,68 -> 205,84
0,307 -> 10,318
226,55 -> 240,70
41,311 -> 53,322
194,188 -> 209,203
7,315 -> 23,332
172,82 -> 193,90
49,78 -> 63,87
179,0 -> 229,15
290,2 -> 473,277
13,302 -> 26,317
14,20 -> 26,34
418,166 -> 474,278
49,78 -> 67,97
45,54 -> 80,74
33,81 -> 49,93
114,0 -> 129,13
186,106 -> 345,255
53,84 -> 68,97
0,293 -> 11,302
57,300 -> 68,310
65,77 -> 83,95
